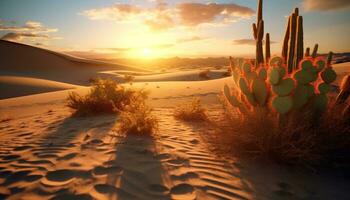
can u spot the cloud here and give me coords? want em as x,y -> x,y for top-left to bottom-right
303,0 -> 350,11
81,2 -> 254,30
176,36 -> 206,43
1,32 -> 49,41
177,3 -> 254,26
0,20 -> 59,42
233,38 -> 276,45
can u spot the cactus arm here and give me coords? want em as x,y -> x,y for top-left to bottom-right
265,33 -> 271,63
311,44 -> 318,58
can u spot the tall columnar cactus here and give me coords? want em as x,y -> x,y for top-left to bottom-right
287,10 -> 297,73
282,17 -> 290,59
312,44 -> 318,58
265,33 -> 271,62
295,15 -> 304,70
305,47 -> 310,57
254,0 -> 264,67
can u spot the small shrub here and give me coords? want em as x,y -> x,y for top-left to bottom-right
67,79 -> 147,116
174,98 -> 207,121
199,69 -> 210,79
117,102 -> 158,136
216,96 -> 350,166
123,74 -> 135,83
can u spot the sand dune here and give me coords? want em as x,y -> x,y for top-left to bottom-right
0,76 -> 78,99
0,40 -> 139,85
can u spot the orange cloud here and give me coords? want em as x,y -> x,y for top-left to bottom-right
177,3 -> 254,26
0,20 -> 59,42
81,2 -> 254,30
303,0 -> 350,11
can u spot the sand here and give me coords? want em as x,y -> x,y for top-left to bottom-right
1,41 -> 350,199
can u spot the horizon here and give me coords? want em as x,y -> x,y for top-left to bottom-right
1,0 -> 350,59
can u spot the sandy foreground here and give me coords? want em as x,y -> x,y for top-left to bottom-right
1,41 -> 350,199
1,77 -> 350,200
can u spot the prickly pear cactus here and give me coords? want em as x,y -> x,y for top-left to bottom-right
222,55 -> 336,117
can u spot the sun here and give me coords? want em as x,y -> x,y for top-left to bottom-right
142,48 -> 153,58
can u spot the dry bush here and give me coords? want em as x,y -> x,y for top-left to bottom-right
117,102 -> 158,136
198,69 -> 210,79
67,79 -> 148,116
123,74 -> 135,83
217,96 -> 350,167
174,98 -> 207,121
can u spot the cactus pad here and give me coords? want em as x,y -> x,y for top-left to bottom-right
252,78 -> 268,105
272,96 -> 293,114
258,68 -> 267,80
300,59 -> 314,71
317,82 -> 330,94
272,78 -> 294,96
269,68 -> 281,85
246,72 -> 258,83
239,78 -> 250,95
314,59 -> 325,72
277,67 -> 286,78
243,62 -> 252,74
293,85 -> 309,108
269,56 -> 284,67
294,70 -> 313,84
321,68 -> 337,84
245,92 -> 257,106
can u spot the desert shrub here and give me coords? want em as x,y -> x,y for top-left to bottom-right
67,79 -> 147,116
174,98 -> 207,121
123,74 -> 135,83
217,96 -> 350,166
198,69 -> 210,79
117,102 -> 158,135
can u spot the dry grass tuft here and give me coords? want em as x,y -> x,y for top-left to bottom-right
123,74 -> 135,83
174,98 -> 208,121
67,79 -> 147,116
217,96 -> 350,167
117,103 -> 158,136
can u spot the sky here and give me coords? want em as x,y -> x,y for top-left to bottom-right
0,0 -> 349,59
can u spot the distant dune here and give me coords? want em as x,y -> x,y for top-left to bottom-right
0,76 -> 77,99
0,40 -> 137,85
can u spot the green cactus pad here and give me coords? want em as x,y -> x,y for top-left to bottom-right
224,84 -> 231,98
224,85 -> 240,107
272,78 -> 295,96
301,59 -> 314,71
272,96 -> 293,114
269,68 -> 281,85
277,67 -> 286,78
232,70 -> 240,86
258,68 -> 267,80
243,62 -> 252,74
246,72 -> 258,83
245,92 -> 257,106
317,82 -> 330,94
294,70 -> 313,84
239,78 -> 250,95
321,68 -> 337,84
269,56 -> 284,67
315,59 -> 326,72
293,85 -> 310,109
312,94 -> 328,112
252,78 -> 268,105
